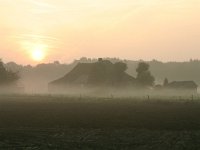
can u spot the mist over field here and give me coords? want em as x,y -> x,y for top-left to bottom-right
1,56 -> 200,149
0,0 -> 200,148
3,58 -> 200,95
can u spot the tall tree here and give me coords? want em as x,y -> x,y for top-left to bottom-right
136,62 -> 155,87
0,60 -> 19,85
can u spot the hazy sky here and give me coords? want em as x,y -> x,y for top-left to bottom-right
0,0 -> 200,64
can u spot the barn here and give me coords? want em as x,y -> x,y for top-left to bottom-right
48,59 -> 136,94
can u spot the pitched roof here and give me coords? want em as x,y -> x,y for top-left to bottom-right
50,63 -> 93,85
49,61 -> 136,87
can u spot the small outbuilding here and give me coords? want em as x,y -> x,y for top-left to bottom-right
165,81 -> 198,94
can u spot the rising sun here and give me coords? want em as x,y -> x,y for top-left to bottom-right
32,49 -> 45,61
30,44 -> 47,61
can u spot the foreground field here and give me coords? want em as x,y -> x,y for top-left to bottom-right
1,95 -> 200,149
1,128 -> 200,149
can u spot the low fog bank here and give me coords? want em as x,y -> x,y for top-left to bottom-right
0,85 -> 24,95
4,58 -> 200,94
46,86 -> 199,99
5,61 -> 76,94
0,86 -> 198,101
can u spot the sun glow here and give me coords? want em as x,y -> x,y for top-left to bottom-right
29,44 -> 47,62
31,48 -> 45,61
23,42 -> 48,62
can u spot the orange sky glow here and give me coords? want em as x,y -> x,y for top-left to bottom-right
0,0 -> 200,64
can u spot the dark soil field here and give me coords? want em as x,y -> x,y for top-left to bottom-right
1,95 -> 200,149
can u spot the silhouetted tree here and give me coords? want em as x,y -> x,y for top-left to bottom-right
163,78 -> 169,86
136,62 -> 155,87
88,60 -> 128,86
0,61 -> 7,81
0,60 -> 19,85
136,62 -> 149,74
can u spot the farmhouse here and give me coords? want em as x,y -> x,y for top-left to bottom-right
48,59 -> 136,93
